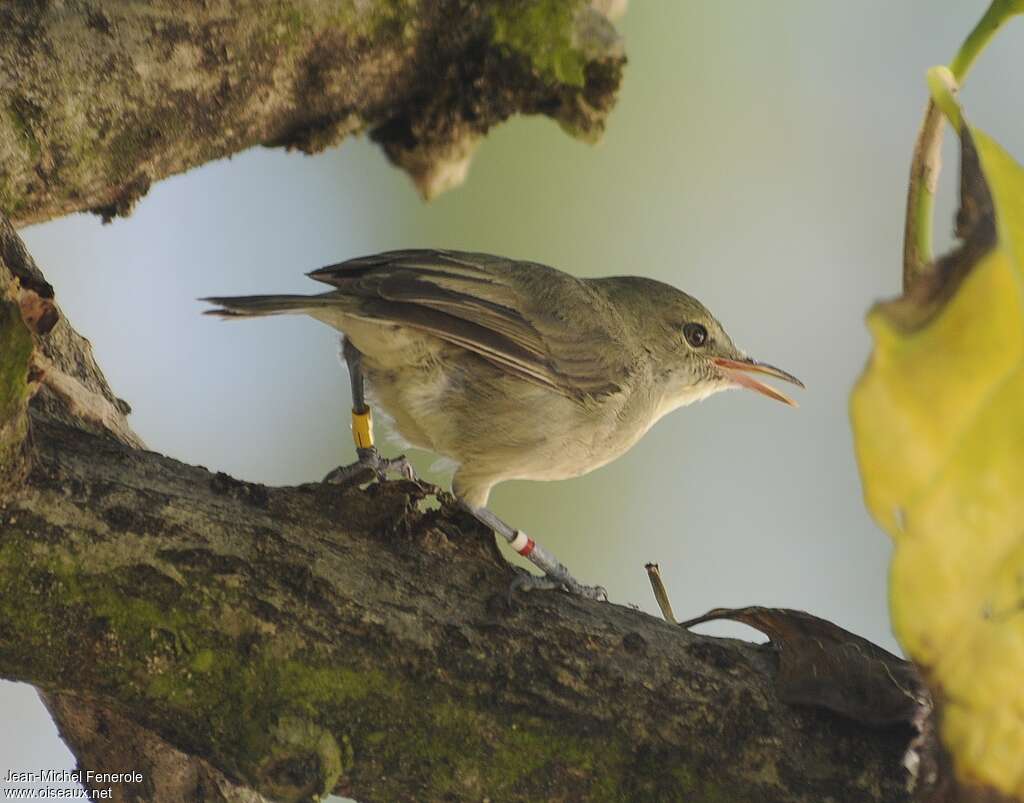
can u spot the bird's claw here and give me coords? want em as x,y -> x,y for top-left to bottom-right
508,568 -> 608,603
377,454 -> 417,482
566,579 -> 609,602
323,447 -> 418,485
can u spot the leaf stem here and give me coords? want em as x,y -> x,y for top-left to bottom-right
950,0 -> 1024,81
902,0 -> 1024,290
926,67 -> 963,133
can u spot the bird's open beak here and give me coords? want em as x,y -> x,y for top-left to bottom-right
712,357 -> 804,407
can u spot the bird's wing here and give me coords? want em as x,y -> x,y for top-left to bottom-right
308,249 -> 635,398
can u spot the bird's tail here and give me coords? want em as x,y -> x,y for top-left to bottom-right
202,293 -> 340,319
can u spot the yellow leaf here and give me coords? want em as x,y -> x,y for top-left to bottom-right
851,127 -> 1024,797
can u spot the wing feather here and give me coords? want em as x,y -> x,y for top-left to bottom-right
309,249 -> 633,397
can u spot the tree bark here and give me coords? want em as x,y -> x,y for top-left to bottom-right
0,3 -> 918,799
0,0 -> 624,225
0,214 -> 914,803
42,693 -> 275,803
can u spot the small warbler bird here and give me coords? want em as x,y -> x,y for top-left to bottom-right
205,249 -> 802,598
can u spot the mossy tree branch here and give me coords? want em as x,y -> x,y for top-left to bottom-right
0,4 -> 917,798
0,0 -> 624,225
0,213 -> 914,803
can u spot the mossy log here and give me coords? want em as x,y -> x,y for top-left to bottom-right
0,213 -> 916,803
0,0 -> 624,225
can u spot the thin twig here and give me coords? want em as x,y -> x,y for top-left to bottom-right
644,563 -> 677,624
902,100 -> 944,291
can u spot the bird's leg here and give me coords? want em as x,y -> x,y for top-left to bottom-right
323,340 -> 417,484
458,502 -> 607,601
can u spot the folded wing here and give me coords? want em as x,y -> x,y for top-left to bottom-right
308,249 -> 633,398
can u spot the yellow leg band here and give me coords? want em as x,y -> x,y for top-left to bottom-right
351,408 -> 374,449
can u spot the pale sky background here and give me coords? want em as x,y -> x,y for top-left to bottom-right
4,2 -> 1024,799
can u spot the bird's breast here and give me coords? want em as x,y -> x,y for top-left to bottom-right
358,338 -> 663,484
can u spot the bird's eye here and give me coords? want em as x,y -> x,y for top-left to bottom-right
683,323 -> 708,348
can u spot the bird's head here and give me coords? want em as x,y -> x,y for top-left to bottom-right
607,277 -> 804,411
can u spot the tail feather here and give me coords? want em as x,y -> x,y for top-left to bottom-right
202,294 -> 337,318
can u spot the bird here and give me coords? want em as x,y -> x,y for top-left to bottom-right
204,249 -> 802,599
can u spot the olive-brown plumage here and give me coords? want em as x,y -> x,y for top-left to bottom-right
205,249 -> 802,596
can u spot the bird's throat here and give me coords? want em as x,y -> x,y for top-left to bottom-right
653,379 -> 730,424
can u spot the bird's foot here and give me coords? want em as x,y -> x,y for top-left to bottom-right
457,502 -> 607,603
323,446 -> 418,485
509,567 -> 608,602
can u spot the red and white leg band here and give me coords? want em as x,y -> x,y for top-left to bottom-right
510,530 -> 535,557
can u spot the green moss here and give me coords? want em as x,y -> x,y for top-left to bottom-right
490,0 -> 588,86
0,300 -> 32,476
260,4 -> 309,47
191,649 -> 215,673
0,176 -> 13,217
358,698 -> 633,801
284,7 -> 304,34
0,301 -> 32,427
0,525 -> 731,802
275,661 -> 388,711
325,0 -> 418,41
258,716 -> 344,800
0,533 -> 344,796
96,94 -> 190,188
4,194 -> 27,218
105,125 -> 157,182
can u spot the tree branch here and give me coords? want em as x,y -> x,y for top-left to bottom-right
0,0 -> 624,225
0,6 -> 917,795
42,692 -> 275,803
0,215 -> 914,803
